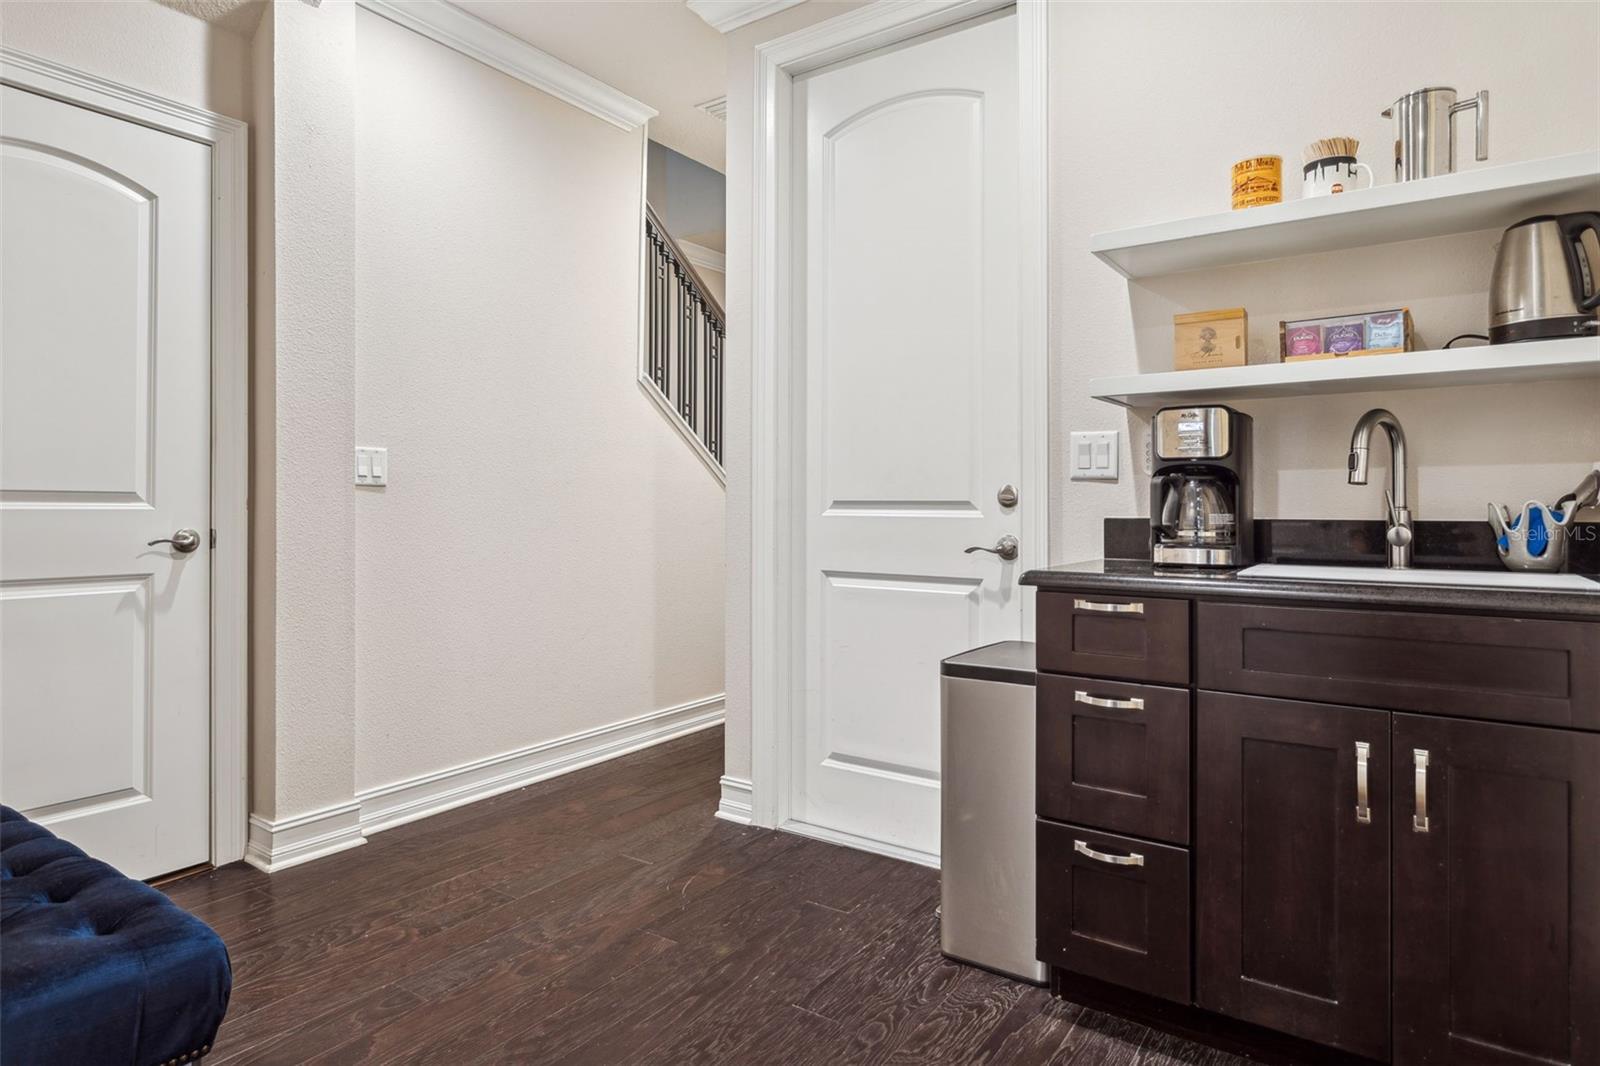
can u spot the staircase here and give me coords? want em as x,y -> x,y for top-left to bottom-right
642,204 -> 724,480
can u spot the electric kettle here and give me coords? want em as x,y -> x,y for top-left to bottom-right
1489,213 -> 1600,343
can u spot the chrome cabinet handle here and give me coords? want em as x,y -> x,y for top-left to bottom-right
1355,741 -> 1371,824
1413,748 -> 1430,832
1074,690 -> 1145,711
1072,599 -> 1144,614
1074,840 -> 1144,867
147,529 -> 202,554
964,535 -> 1019,562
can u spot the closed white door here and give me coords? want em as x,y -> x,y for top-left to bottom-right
1,85 -> 212,879
795,13 -> 1021,859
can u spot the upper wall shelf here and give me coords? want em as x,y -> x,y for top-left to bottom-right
1089,153 -> 1600,279
1089,336 -> 1600,409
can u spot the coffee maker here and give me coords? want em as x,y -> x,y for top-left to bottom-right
1150,405 -> 1253,569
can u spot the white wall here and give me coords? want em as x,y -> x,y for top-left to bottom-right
1050,1 -> 1600,563
251,0 -> 360,820
720,0 -> 1600,788
0,0 -> 252,122
353,9 -> 725,794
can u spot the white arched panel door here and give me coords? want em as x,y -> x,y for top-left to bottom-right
796,13 -> 1020,860
1,84 -> 212,879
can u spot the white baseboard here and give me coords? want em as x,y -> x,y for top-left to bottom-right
779,818 -> 941,869
356,695 -> 726,836
243,800 -> 366,873
715,775 -> 753,825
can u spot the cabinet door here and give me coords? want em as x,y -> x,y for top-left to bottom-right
1393,715 -> 1600,1066
1196,692 -> 1391,1061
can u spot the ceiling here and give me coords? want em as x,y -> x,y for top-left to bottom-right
453,0 -> 728,173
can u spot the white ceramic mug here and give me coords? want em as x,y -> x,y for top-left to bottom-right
1302,155 -> 1374,198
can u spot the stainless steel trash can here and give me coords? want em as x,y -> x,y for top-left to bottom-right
939,641 -> 1048,984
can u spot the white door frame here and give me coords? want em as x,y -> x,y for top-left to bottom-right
748,0 -> 1049,836
1,49 -> 250,869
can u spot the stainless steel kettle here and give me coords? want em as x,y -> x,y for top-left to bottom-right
1489,213 -> 1600,344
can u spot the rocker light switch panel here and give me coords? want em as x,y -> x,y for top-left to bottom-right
1069,430 -> 1119,481
355,447 -> 388,486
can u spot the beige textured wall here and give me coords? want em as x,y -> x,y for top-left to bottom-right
352,8 -> 725,794
0,0 -> 252,121
252,0 -> 360,820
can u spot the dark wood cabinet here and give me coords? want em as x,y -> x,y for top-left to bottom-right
1196,691 -> 1392,1062
1037,820 -> 1191,1004
1037,592 -> 1190,685
1036,674 -> 1190,844
1197,602 -> 1600,730
1391,714 -> 1600,1066
1034,580 -> 1600,1065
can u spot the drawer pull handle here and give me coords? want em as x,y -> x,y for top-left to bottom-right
1074,690 -> 1145,711
1355,741 -> 1371,824
1074,840 -> 1144,867
1073,599 -> 1144,614
1413,748 -> 1430,833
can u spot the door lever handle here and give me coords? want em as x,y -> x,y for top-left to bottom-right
963,535 -> 1019,562
147,529 -> 202,554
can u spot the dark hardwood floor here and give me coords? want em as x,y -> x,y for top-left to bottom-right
163,728 -> 1246,1065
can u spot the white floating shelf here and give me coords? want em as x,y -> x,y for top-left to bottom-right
1090,153 -> 1600,278
1089,336 -> 1600,409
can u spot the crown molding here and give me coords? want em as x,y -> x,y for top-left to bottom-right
677,240 -> 726,274
357,0 -> 656,131
696,94 -> 728,121
687,0 -> 806,33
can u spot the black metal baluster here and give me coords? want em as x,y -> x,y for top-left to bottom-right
643,205 -> 725,471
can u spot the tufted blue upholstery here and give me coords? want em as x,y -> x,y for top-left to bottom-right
1,807 -> 231,1066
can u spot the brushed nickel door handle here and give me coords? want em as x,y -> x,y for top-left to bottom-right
1355,741 -> 1371,824
1074,840 -> 1144,867
1072,599 -> 1144,614
147,529 -> 202,554
1074,690 -> 1145,711
964,535 -> 1019,562
1413,748 -> 1430,833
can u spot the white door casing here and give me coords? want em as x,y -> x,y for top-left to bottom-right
749,0 -> 1048,852
0,52 -> 249,877
792,12 -> 1023,860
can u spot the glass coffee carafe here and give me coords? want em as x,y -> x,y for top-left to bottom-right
1156,473 -> 1239,551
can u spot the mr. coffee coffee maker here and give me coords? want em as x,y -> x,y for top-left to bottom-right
1150,406 -> 1253,569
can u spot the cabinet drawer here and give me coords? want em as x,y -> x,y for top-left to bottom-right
1038,592 -> 1190,685
1198,602 -> 1600,730
1037,675 -> 1190,844
1037,820 -> 1191,1004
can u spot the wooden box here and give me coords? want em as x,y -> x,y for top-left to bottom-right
1174,308 -> 1247,371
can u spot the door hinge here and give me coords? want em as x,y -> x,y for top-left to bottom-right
210,528 -> 217,549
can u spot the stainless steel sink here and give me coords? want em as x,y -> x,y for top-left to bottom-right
1239,563 -> 1597,592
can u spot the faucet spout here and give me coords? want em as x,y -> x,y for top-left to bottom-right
1347,408 -> 1412,568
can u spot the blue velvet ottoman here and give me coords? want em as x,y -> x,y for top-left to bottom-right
1,807 -> 232,1066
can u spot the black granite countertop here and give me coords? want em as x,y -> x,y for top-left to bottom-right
1022,559 -> 1600,620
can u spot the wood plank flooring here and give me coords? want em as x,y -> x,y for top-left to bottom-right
163,728 -> 1246,1065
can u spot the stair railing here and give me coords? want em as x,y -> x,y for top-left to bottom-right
641,203 -> 724,481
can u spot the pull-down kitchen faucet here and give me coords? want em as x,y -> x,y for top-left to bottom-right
1347,408 -> 1413,569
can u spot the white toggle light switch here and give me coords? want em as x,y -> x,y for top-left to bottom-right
355,446 -> 388,486
1069,430 -> 1119,481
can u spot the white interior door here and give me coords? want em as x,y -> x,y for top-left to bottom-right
1,84 -> 212,879
795,13 -> 1021,860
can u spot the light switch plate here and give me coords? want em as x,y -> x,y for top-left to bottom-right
355,446 -> 388,486
1069,430 -> 1119,481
